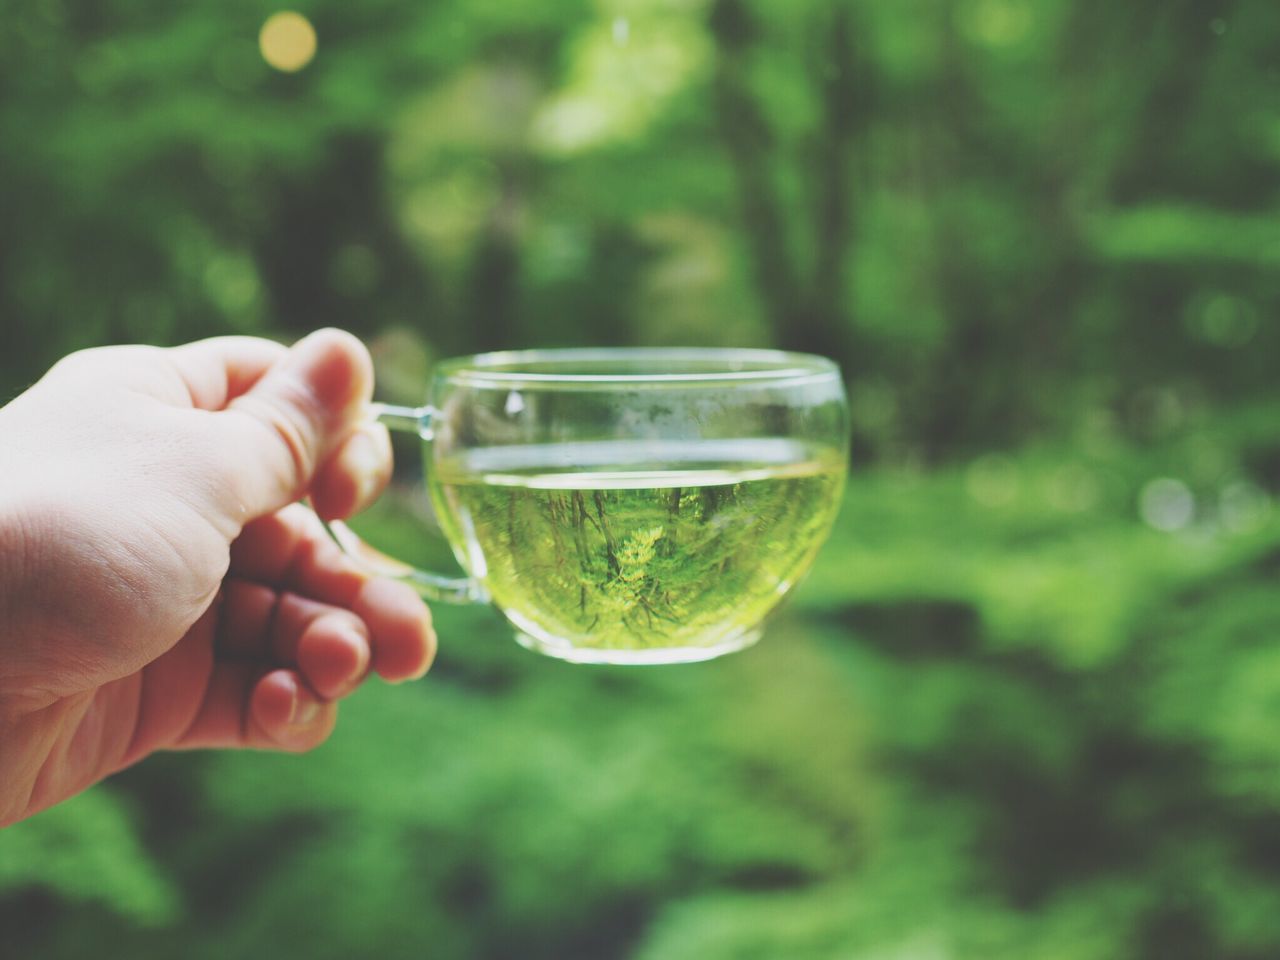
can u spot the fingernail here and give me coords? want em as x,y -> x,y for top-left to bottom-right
283,675 -> 300,724
340,627 -> 371,683
292,694 -> 321,726
347,426 -> 385,507
406,625 -> 437,681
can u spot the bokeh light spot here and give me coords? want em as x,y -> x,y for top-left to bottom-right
1199,293 -> 1258,347
1219,481 -> 1272,534
1046,464 -> 1100,513
259,11 -> 316,73
203,253 -> 262,320
958,0 -> 1033,47
966,454 -> 1019,507
1139,478 -> 1194,532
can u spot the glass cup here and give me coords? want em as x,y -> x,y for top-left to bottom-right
325,348 -> 848,664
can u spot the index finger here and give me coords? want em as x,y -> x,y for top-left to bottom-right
230,503 -> 437,681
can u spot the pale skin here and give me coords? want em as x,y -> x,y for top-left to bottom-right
0,329 -> 436,828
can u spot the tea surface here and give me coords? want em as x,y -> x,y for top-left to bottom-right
429,440 -> 845,659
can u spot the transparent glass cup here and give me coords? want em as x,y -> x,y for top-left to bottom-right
325,348 -> 848,664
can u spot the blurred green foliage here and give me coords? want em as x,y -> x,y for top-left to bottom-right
3,0 -> 1280,956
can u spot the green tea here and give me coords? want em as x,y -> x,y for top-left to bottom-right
429,440 -> 845,662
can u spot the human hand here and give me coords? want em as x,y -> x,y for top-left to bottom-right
0,330 -> 435,827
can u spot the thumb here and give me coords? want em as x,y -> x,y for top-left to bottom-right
219,328 -> 374,523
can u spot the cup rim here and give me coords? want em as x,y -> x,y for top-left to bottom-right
432,347 -> 841,389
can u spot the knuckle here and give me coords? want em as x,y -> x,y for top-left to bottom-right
240,393 -> 320,496
268,408 -> 315,489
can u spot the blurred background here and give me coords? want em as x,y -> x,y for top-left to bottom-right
2,0 -> 1280,956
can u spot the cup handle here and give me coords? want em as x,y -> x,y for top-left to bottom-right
317,403 -> 487,605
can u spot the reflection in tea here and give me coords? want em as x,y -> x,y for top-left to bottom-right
430,440 -> 845,661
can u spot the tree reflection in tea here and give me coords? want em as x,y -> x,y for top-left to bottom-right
430,439 -> 845,661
